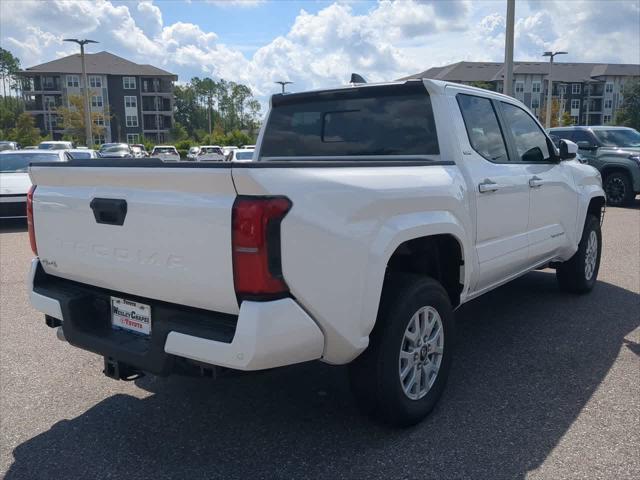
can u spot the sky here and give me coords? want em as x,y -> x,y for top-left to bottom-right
1,0 -> 639,107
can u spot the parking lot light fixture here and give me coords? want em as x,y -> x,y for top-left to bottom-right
63,38 -> 99,146
543,51 -> 568,128
275,81 -> 293,94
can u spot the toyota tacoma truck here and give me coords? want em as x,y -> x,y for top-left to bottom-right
27,79 -> 605,426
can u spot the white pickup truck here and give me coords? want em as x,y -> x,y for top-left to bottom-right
27,79 -> 605,426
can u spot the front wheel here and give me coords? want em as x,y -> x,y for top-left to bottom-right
556,214 -> 602,293
603,171 -> 634,206
349,276 -> 454,427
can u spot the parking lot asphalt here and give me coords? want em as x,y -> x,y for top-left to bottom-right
1,202 -> 639,480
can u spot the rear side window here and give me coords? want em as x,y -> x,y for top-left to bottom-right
457,94 -> 509,163
260,84 -> 439,159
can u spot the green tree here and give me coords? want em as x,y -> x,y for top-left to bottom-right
0,48 -> 20,104
615,81 -> 640,130
0,97 -> 24,133
9,112 -> 41,145
169,121 -> 188,142
55,95 -> 109,145
561,111 -> 572,126
468,81 -> 495,91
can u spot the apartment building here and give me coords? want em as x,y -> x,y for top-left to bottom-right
19,51 -> 177,144
402,61 -> 640,125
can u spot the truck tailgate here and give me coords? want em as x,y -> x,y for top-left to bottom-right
29,164 -> 239,315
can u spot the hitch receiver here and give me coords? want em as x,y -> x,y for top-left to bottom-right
103,357 -> 144,381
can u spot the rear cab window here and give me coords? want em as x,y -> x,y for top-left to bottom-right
259,82 -> 439,160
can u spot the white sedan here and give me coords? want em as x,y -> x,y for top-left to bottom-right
0,150 -> 69,218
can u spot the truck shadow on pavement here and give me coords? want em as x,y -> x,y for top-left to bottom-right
6,271 -> 640,480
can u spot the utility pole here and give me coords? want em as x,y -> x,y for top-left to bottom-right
543,50 -> 567,128
503,0 -> 515,96
558,83 -> 565,125
275,81 -> 293,94
64,38 -> 98,146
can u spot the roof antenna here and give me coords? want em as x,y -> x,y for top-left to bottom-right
350,73 -> 367,84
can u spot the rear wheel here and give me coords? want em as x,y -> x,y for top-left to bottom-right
349,276 -> 454,427
603,171 -> 634,206
556,214 -> 602,293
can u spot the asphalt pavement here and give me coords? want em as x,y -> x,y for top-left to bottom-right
1,202 -> 639,480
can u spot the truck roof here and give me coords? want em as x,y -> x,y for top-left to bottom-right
270,78 -> 517,105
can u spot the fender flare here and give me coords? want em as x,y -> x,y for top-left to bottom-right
357,210 -> 471,343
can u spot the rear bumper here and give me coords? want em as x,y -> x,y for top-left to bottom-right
0,196 -> 26,218
28,259 -> 324,373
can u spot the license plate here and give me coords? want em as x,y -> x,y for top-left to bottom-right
111,297 -> 151,335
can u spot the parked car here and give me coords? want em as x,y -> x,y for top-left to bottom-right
38,141 -> 74,150
222,145 -> 238,157
98,143 -> 134,158
241,145 -> 256,150
151,145 -> 180,162
0,150 -> 69,218
24,146 -> 38,150
130,144 -> 149,157
66,149 -> 98,160
27,79 -> 605,426
130,146 -> 146,158
197,145 -> 225,162
549,126 -> 640,206
228,148 -> 254,162
186,146 -> 201,161
0,141 -> 21,151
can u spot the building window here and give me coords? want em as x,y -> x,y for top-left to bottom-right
571,99 -> 580,110
124,96 -> 137,108
515,82 -> 524,93
571,116 -> 578,125
89,76 -> 102,88
123,77 -> 136,89
91,95 -> 103,108
532,82 -> 541,93
127,133 -> 140,144
531,97 -> 540,109
94,134 -> 106,145
66,75 -> 80,88
603,115 -> 612,124
94,114 -> 105,126
126,115 -> 138,127
604,99 -> 613,109
605,83 -> 613,93
572,84 -> 581,94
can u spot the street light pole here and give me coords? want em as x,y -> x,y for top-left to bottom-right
503,0 -> 515,97
64,38 -> 98,146
275,81 -> 293,94
543,50 -> 567,128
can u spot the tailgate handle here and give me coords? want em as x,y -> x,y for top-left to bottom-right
90,198 -> 127,226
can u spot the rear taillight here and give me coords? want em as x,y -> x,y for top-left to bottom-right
232,196 -> 292,300
27,185 -> 37,255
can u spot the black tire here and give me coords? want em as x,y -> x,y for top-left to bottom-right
603,171 -> 634,207
556,214 -> 602,293
349,275 -> 454,427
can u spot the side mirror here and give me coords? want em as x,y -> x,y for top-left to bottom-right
576,140 -> 597,151
559,139 -> 578,160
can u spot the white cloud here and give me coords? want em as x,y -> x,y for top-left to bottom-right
1,0 -> 638,105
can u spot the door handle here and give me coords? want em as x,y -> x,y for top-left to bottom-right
478,180 -> 506,193
529,176 -> 544,188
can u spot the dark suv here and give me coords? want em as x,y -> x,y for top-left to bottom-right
548,126 -> 640,206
